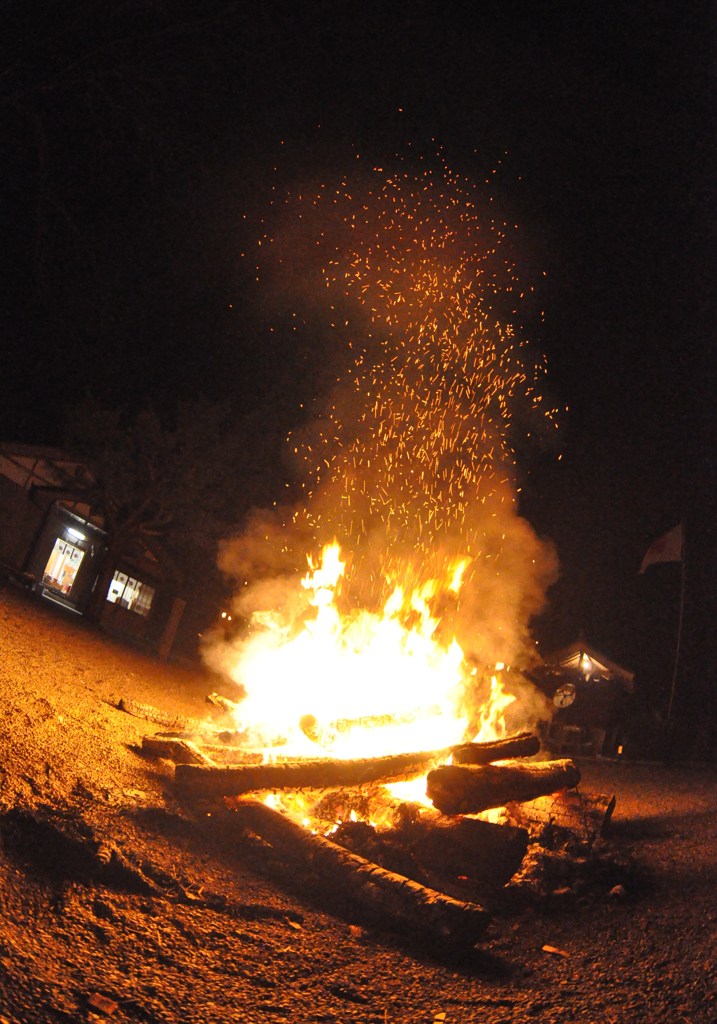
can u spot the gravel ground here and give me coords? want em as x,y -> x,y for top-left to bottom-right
0,584 -> 715,1024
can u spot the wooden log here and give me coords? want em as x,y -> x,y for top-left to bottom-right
504,789 -> 616,842
174,732 -> 542,800
426,758 -> 580,815
188,737 -> 539,771
194,746 -> 265,766
115,696 -> 204,733
397,811 -> 529,890
451,731 -> 540,764
333,810 -> 529,894
141,735 -> 216,766
174,749 -> 443,799
206,691 -> 240,715
231,799 -> 490,946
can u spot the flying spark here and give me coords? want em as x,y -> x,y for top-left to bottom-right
253,155 -> 561,589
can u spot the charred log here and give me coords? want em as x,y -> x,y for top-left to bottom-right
0,805 -> 162,895
174,733 -> 542,799
427,759 -> 580,815
230,800 -> 490,946
397,811 -> 529,890
334,811 -> 529,895
451,732 -> 540,764
174,750 -> 444,799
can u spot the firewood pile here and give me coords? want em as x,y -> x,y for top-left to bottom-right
121,694 -> 614,949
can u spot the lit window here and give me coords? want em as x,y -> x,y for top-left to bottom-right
43,539 -> 85,595
106,571 -> 155,618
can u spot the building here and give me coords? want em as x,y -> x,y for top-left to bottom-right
531,639 -> 635,757
0,443 -> 188,658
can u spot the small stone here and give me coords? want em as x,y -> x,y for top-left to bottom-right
87,991 -> 119,1015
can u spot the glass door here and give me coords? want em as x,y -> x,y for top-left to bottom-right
42,539 -> 85,595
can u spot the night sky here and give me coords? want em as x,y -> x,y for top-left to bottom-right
2,2 -> 715,731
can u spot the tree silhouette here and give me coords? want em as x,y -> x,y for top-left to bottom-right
62,394 -> 278,620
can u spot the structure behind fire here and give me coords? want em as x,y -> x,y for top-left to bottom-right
0,443 -> 192,658
531,639 -> 634,758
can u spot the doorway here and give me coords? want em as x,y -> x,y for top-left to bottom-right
42,538 -> 85,596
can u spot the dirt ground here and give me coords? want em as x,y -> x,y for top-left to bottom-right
0,585 -> 715,1024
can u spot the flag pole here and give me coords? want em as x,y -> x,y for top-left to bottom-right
665,525 -> 686,728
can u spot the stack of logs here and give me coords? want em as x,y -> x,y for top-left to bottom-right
156,726 -> 580,948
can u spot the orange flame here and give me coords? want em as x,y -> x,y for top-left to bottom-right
225,542 -> 515,766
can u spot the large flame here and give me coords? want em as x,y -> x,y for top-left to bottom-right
223,541 -> 515,762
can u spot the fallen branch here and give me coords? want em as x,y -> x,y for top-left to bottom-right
426,758 -> 580,815
231,800 -> 490,946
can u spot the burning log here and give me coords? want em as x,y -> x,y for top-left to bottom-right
231,800 -> 490,946
426,758 -> 580,816
174,749 -> 444,799
174,732 -> 542,800
451,731 -> 540,764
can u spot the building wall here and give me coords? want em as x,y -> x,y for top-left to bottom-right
0,474 -> 43,571
0,447 -> 194,660
27,503 -> 107,611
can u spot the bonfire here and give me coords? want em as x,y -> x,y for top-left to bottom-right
127,158 -> 605,947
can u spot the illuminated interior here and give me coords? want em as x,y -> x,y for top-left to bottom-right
42,539 -> 85,595
106,571 -> 155,618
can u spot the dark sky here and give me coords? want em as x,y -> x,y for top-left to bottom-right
2,1 -> 715,713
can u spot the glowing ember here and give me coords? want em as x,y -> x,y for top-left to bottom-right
259,156 -> 561,583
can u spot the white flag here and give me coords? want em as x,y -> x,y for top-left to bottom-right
639,523 -> 683,573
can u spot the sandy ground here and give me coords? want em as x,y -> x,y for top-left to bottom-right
0,584 -> 715,1024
